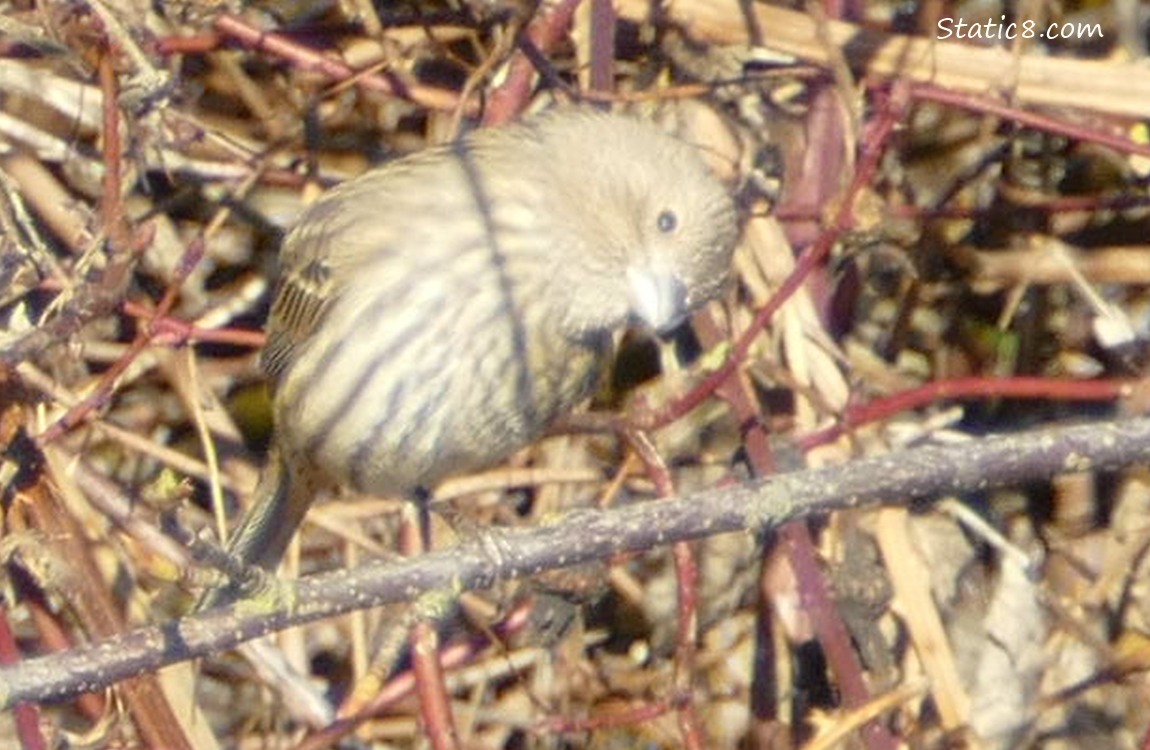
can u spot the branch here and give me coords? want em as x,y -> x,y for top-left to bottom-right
4,415 -> 1150,708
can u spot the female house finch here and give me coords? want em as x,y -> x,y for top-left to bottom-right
205,108 -> 738,603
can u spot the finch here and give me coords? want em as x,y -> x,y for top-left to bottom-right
204,108 -> 739,603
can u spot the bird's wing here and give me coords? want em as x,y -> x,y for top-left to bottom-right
260,249 -> 337,383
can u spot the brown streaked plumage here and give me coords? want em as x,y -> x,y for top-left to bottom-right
202,108 -> 738,604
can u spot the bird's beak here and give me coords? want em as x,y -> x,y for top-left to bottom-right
626,266 -> 689,333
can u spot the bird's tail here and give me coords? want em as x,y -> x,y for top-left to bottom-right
194,448 -> 313,611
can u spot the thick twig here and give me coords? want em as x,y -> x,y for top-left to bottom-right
616,0 -> 1150,120
3,415 -> 1149,707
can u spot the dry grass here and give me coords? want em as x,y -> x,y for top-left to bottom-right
2,1 -> 1150,748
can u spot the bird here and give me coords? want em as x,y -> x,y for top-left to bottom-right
200,107 -> 739,606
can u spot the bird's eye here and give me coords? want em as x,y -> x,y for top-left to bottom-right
656,209 -> 678,233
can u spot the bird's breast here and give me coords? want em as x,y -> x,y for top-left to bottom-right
271,248 -> 610,497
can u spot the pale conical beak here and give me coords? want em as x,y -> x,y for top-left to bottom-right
627,267 -> 689,333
